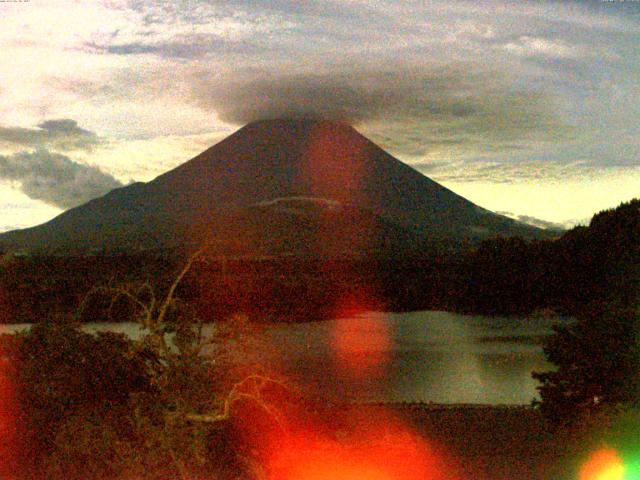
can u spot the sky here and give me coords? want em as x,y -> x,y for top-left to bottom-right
0,0 -> 638,232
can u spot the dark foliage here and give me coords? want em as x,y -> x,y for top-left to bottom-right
0,199 -> 637,322
530,200 -> 640,424
533,200 -> 640,423
0,259 -> 289,480
1,321 -> 156,478
454,198 -> 639,315
533,302 -> 640,425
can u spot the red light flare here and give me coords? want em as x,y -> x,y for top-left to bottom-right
296,121 -> 378,258
0,340 -> 19,480
228,378 -> 456,478
579,448 -> 625,480
263,407 -> 457,480
221,121 -> 456,479
330,295 -> 391,379
226,347 -> 459,480
298,121 -> 369,204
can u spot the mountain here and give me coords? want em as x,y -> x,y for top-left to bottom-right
0,119 -> 548,256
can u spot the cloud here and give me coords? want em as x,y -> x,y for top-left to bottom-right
499,36 -> 584,59
410,161 -> 449,174
0,149 -> 123,209
0,119 -> 101,152
496,211 -> 567,231
416,151 -> 640,185
34,1 -> 635,172
78,1 -> 295,60
194,66 -> 567,158
87,38 -> 265,58
0,224 -> 32,234
3,0 -> 638,186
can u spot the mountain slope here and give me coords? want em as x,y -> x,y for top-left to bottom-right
0,119 -> 547,255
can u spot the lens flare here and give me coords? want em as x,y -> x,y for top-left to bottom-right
299,121 -> 368,203
579,448 -> 625,480
269,437 -> 393,480
331,312 -> 390,378
265,418 -> 453,480
0,342 -> 18,480
297,121 -> 381,258
230,375 -> 456,480
329,295 -> 391,378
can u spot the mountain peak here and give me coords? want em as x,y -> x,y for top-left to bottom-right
0,120 -> 549,254
235,117 -> 359,140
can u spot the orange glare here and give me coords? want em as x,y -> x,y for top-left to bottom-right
268,425 -> 452,480
300,121 -> 368,203
331,311 -> 391,378
230,365 -> 457,480
329,292 -> 390,379
580,448 -> 625,480
0,345 -> 18,480
272,441 -> 392,480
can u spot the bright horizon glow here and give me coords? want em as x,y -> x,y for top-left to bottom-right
443,174 -> 640,228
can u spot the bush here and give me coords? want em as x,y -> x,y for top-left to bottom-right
533,301 -> 640,425
0,249 -> 299,479
1,320 -> 155,478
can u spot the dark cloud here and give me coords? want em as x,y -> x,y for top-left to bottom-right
195,67 -> 567,158
0,150 -> 123,209
84,40 -> 157,55
0,119 -> 101,152
84,35 -> 265,58
124,0 -> 373,24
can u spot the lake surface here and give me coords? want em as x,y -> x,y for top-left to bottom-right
0,311 -> 558,405
262,311 -> 556,405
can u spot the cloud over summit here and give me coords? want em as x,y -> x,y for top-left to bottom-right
198,66 -> 566,158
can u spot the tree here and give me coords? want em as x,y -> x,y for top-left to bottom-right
532,200 -> 640,426
532,301 -> 640,425
2,319 -> 155,479
67,250 -> 281,479
0,249 -> 294,480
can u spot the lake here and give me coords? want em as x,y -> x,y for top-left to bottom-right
0,311 -> 558,405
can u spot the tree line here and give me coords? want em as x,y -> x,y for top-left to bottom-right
0,199 -> 637,322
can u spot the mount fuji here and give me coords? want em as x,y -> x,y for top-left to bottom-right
0,119 -> 547,256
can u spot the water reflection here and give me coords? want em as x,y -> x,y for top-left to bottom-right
0,311 -> 557,405
263,311 -> 556,404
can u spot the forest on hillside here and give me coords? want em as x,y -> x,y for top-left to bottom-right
0,199 -> 637,323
